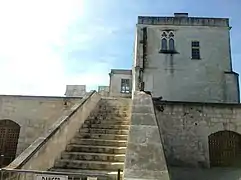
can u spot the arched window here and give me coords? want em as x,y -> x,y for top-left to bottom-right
161,38 -> 167,51
169,38 -> 175,51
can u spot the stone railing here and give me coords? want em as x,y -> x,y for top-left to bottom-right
123,91 -> 170,180
4,91 -> 101,170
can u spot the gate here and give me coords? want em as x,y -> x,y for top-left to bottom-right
209,130 -> 241,167
0,120 -> 20,168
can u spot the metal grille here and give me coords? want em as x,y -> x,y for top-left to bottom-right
0,120 -> 20,168
209,130 -> 241,167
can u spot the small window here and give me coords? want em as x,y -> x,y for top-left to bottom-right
161,38 -> 167,51
191,41 -> 200,59
169,38 -> 175,51
121,79 -> 131,93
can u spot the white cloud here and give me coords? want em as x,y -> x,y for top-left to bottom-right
0,0 -> 115,96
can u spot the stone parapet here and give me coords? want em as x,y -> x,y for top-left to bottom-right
123,91 -> 170,180
138,16 -> 229,27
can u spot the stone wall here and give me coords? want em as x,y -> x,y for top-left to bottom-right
5,91 -> 100,171
0,95 -> 82,155
154,100 -> 241,168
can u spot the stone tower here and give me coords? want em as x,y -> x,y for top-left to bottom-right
133,13 -> 239,103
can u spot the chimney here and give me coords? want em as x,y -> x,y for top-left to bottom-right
174,13 -> 188,17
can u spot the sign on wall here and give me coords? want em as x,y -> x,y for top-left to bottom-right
87,177 -> 97,180
35,174 -> 68,180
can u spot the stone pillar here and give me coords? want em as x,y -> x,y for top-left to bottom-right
123,91 -> 170,180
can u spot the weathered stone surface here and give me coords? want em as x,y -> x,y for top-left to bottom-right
133,14 -> 239,103
125,143 -> 166,171
0,95 -> 82,156
128,126 -> 161,144
154,101 -> 241,168
49,97 -> 131,179
6,91 -> 101,170
132,95 -> 152,105
131,113 -> 156,126
124,169 -> 169,180
132,105 -> 153,114
124,91 -> 170,180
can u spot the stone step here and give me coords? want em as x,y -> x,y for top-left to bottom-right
54,159 -> 124,171
84,119 -> 130,125
92,108 -> 129,113
98,104 -> 130,108
50,168 -> 123,180
61,152 -> 126,162
97,106 -> 129,110
82,124 -> 130,130
70,138 -> 127,147
66,145 -> 127,154
87,116 -> 129,121
79,128 -> 129,135
76,133 -> 128,140
89,113 -> 129,118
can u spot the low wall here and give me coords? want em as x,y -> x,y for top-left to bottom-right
4,91 -> 101,170
123,91 -> 170,180
0,95 -> 82,155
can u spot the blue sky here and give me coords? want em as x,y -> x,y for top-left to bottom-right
0,0 -> 240,96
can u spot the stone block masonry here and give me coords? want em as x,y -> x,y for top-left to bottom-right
0,95 -> 82,155
5,91 -> 100,171
123,91 -> 170,180
154,100 -> 241,168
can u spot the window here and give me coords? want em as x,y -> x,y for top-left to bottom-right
161,38 -> 167,51
160,31 -> 175,53
169,38 -> 175,51
169,32 -> 174,38
192,41 -> 200,59
121,79 -> 131,93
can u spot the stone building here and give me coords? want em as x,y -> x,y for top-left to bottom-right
132,12 -> 239,103
109,69 -> 132,98
65,85 -> 86,97
0,13 -> 241,180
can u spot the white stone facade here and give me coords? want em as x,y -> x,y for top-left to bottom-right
109,69 -> 132,98
133,13 -> 239,103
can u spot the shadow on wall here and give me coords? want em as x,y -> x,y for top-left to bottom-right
0,119 -> 20,168
168,167 -> 241,180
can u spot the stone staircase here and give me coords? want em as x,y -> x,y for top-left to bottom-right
50,97 -> 131,179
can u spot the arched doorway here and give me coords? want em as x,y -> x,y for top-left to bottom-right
0,120 -> 20,167
209,130 -> 241,167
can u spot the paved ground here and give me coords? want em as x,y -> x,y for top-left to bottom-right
168,167 -> 241,180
